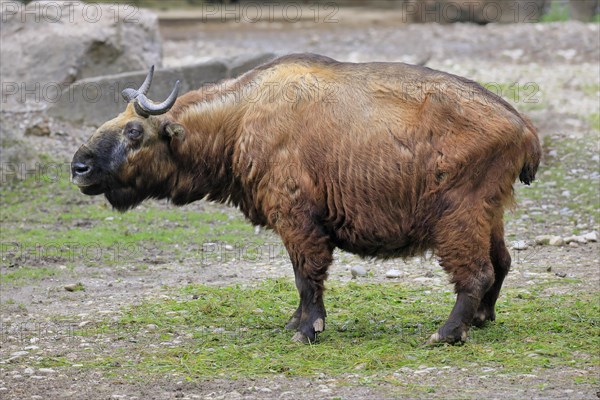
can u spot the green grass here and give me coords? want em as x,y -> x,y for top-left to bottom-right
0,172 -> 270,274
37,279 -> 600,381
589,113 -> 600,131
540,1 -> 570,22
0,266 -> 61,285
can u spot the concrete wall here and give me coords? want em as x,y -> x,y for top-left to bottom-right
48,53 -> 275,127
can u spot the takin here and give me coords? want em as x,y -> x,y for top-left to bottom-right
71,53 -> 541,344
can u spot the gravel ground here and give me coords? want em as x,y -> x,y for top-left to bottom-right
1,11 -> 599,400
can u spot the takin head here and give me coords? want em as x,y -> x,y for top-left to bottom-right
71,67 -> 185,211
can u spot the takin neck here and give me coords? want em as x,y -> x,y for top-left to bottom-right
165,88 -> 248,208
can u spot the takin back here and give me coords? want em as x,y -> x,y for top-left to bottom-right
71,54 -> 541,344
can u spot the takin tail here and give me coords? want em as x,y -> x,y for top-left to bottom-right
519,120 -> 541,185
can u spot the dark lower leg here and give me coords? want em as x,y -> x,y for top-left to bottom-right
430,292 -> 481,343
285,269 -> 303,330
282,227 -> 333,343
285,304 -> 302,330
473,225 -> 511,327
429,261 -> 494,344
292,278 -> 327,343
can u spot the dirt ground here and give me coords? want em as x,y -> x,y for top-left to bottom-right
1,8 -> 599,400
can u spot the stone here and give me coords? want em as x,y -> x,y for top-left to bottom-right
548,236 -> 564,246
38,368 -> 55,374
512,240 -> 528,250
385,269 -> 402,279
535,235 -> 552,245
1,1 -> 162,111
48,53 -> 275,127
48,60 -> 227,126
565,236 -> 587,244
583,231 -> 598,242
24,122 -> 51,137
64,283 -> 84,292
350,265 -> 367,278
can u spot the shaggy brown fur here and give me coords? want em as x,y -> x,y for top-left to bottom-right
71,53 -> 541,344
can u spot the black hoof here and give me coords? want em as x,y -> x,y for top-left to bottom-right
427,322 -> 468,345
291,316 -> 325,344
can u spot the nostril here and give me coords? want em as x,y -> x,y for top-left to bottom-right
72,162 -> 91,176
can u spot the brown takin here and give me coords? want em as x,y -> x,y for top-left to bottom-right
71,53 -> 541,344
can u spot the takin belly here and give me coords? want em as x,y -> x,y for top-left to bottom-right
322,203 -> 429,259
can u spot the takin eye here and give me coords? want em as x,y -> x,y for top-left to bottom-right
125,123 -> 144,141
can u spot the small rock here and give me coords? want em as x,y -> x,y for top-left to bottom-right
548,236 -> 564,246
583,231 -> 598,242
38,368 -> 55,374
24,122 -> 51,137
78,321 -> 91,328
64,283 -> 85,292
224,244 -> 234,251
535,235 -> 552,245
351,265 -> 367,278
385,269 -> 401,279
512,240 -> 528,250
23,367 -> 34,375
569,242 -> 579,248
555,271 -> 567,278
146,324 -> 158,331
565,235 -> 587,244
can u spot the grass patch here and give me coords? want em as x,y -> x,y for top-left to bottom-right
47,279 -> 600,381
0,266 -> 61,285
0,171 -> 274,278
540,1 -> 570,22
588,113 -> 600,131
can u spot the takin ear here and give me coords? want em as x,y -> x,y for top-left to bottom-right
159,121 -> 185,141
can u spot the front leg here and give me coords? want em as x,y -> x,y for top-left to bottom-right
280,223 -> 333,343
291,270 -> 328,343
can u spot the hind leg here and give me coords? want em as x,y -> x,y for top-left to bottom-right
473,217 -> 511,327
428,211 -> 495,344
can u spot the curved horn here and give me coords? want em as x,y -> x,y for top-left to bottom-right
134,80 -> 180,116
121,88 -> 139,102
120,65 -> 155,102
138,65 -> 154,95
